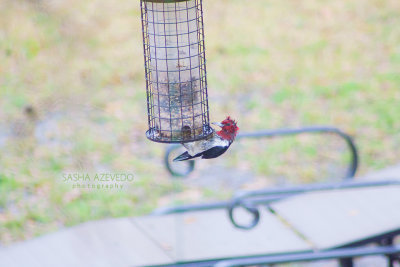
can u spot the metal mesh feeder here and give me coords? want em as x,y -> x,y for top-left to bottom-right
141,0 -> 213,143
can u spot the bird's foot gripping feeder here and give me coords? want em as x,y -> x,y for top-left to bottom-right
141,0 -> 213,143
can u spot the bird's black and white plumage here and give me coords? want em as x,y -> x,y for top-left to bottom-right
173,117 -> 239,162
173,132 -> 231,161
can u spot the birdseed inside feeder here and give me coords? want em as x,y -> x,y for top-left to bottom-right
140,0 -> 213,143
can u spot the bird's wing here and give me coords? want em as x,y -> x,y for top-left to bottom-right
200,146 -> 229,159
182,132 -> 229,157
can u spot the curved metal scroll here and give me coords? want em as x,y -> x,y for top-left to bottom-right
228,199 -> 260,230
164,144 -> 195,177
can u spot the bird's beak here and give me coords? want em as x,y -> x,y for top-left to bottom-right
212,122 -> 224,128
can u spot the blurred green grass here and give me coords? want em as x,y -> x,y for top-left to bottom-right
0,0 -> 399,244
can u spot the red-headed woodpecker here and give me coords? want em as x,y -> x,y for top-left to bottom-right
173,116 -> 239,162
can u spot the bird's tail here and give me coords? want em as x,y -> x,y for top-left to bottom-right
173,151 -> 196,162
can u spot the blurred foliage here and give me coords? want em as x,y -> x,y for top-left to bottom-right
0,0 -> 399,244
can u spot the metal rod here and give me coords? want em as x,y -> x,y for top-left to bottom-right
237,126 -> 358,178
164,126 -> 359,178
153,179 -> 400,215
152,201 -> 230,215
214,245 -> 400,267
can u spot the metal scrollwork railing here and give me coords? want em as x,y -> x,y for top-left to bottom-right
226,179 -> 400,230
164,126 -> 359,178
153,180 -> 400,231
161,126 -> 362,229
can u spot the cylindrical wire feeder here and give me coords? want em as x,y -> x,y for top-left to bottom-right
141,0 -> 213,143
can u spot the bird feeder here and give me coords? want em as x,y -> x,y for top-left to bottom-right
140,0 -> 213,143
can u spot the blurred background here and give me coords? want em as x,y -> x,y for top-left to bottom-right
0,0 -> 399,246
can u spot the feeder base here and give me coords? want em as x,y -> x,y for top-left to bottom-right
146,125 -> 214,144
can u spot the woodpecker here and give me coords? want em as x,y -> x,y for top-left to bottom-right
173,116 -> 239,162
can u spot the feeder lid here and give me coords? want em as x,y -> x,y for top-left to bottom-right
143,0 -> 191,2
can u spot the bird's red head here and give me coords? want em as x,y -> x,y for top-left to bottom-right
214,116 -> 239,141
